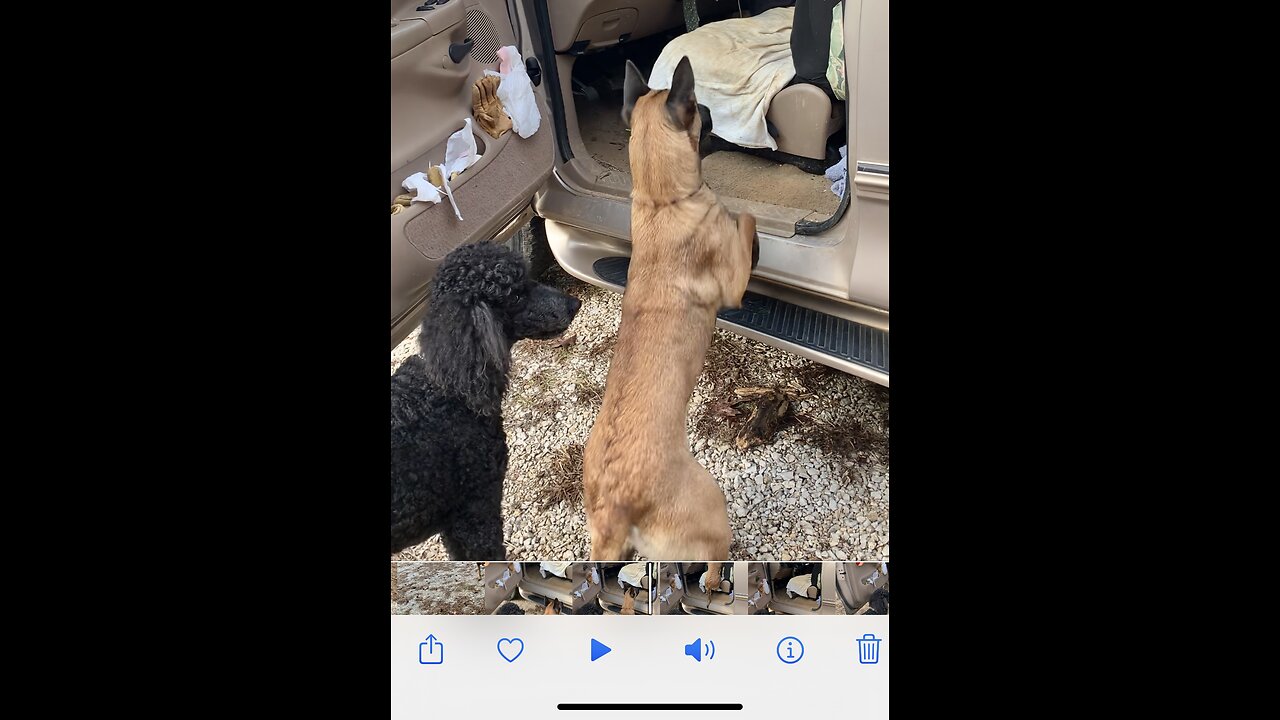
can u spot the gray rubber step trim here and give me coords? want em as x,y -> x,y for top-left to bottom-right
592,256 -> 888,375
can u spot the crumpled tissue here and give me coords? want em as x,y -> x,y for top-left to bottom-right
399,119 -> 484,221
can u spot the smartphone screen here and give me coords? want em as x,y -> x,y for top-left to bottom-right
392,562 -> 888,715
392,0 -> 888,714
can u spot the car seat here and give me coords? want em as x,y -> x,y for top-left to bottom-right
763,562 -> 823,613
772,0 -> 844,161
596,562 -> 654,614
684,0 -> 844,166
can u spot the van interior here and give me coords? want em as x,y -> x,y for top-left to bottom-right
755,562 -> 824,614
655,562 -> 746,615
483,561 -> 655,614
514,562 -> 602,612
595,562 -> 655,614
555,0 -> 849,231
833,562 -> 889,614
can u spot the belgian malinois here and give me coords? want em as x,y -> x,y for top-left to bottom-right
583,56 -> 759,560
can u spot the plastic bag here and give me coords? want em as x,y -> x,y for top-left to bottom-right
444,117 -> 482,177
436,163 -> 463,221
400,119 -> 480,221
401,172 -> 442,204
491,46 -> 540,138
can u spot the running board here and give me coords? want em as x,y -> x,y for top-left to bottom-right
592,256 -> 889,381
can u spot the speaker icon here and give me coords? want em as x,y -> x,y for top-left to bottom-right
683,637 -> 716,662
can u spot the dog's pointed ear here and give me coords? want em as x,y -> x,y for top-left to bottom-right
622,59 -> 649,127
666,56 -> 696,129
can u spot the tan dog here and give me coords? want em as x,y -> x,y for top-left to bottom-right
703,562 -> 724,594
543,598 -> 561,615
583,57 -> 758,561
620,587 -> 637,615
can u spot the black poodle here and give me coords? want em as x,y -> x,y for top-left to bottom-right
391,242 -> 580,558
495,602 -> 526,615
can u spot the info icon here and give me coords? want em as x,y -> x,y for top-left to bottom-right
777,636 -> 804,664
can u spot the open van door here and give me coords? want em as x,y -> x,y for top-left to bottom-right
833,562 -> 889,614
527,0 -> 890,384
391,0 -> 555,348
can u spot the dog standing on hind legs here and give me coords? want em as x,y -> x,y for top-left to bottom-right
582,56 -> 759,561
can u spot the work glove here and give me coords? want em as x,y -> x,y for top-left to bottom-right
472,74 -> 512,139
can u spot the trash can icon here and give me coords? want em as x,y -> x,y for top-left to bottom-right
857,633 -> 881,664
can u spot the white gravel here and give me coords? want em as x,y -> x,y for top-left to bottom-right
391,562 -> 483,615
391,263 -> 889,561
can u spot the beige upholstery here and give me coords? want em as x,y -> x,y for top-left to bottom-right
548,0 -> 683,52
766,83 -> 843,160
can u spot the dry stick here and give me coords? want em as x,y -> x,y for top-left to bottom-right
725,387 -> 866,559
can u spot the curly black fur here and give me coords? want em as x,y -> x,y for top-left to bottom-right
495,602 -> 526,615
391,242 -> 580,558
573,600 -> 606,615
866,587 -> 889,615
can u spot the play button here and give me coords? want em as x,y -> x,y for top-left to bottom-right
590,639 -> 612,661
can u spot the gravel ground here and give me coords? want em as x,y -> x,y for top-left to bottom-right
391,258 -> 889,562
391,562 -> 483,615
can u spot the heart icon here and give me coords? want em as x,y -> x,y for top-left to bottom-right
497,637 -> 524,663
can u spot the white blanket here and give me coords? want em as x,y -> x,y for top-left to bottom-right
785,574 -> 815,599
539,562 -> 573,579
648,7 -> 796,151
617,563 -> 647,590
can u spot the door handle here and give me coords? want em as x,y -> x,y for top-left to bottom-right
449,38 -> 473,63
525,56 -> 542,86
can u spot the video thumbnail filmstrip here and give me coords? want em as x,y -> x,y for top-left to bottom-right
391,561 -> 888,616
